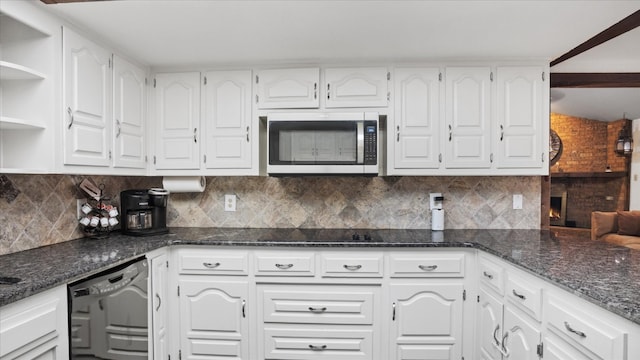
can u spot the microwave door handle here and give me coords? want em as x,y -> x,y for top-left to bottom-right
357,121 -> 364,164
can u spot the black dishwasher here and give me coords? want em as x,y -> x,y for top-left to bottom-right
68,257 -> 148,359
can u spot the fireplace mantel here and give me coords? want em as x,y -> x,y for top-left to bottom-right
551,171 -> 628,178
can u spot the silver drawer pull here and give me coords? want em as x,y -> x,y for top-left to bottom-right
564,321 -> 587,338
309,344 -> 327,351
203,262 -> 221,268
275,263 -> 293,269
483,271 -> 494,279
419,265 -> 438,271
343,264 -> 362,271
308,307 -> 327,313
512,289 -> 526,300
155,293 -> 161,312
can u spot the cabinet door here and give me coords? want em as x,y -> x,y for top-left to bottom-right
389,282 -> 463,360
444,67 -> 491,169
495,66 -> 545,169
542,334 -> 592,360
113,55 -> 146,169
477,287 -> 503,360
62,27 -> 112,167
154,72 -> 200,170
392,68 -> 441,170
150,252 -> 169,360
502,306 -> 540,360
257,68 -> 319,109
178,279 -> 249,359
203,70 -> 252,170
325,67 -> 388,108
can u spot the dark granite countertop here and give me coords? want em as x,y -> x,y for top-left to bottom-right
1,228 -> 639,326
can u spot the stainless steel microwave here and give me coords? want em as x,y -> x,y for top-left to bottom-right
267,112 -> 379,176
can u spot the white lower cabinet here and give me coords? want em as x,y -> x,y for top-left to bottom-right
178,278 -> 249,359
388,283 -> 464,360
149,249 -> 169,360
0,286 -> 68,360
476,255 -> 543,360
163,247 -> 640,360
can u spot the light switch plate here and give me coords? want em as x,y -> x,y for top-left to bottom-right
513,194 -> 523,210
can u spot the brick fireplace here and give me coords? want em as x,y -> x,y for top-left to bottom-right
549,113 -> 631,228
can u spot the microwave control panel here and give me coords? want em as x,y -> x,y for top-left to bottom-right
364,121 -> 377,165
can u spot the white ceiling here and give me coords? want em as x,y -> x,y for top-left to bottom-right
44,0 -> 640,121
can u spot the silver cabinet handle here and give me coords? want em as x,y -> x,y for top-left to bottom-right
500,124 -> 504,141
67,107 -> 74,129
314,82 -> 317,99
512,289 -> 526,300
327,83 -> 331,99
343,264 -> 362,271
116,119 -> 121,138
308,307 -> 327,313
564,321 -> 586,338
275,263 -> 293,269
483,271 -> 494,279
492,324 -> 501,347
392,302 -> 396,321
396,125 -> 400,142
246,126 -> 250,142
155,293 -> 161,312
194,128 -> 198,143
419,265 -> 438,271
448,124 -> 452,141
309,344 -> 327,351
499,332 -> 510,357
242,299 -> 246,318
203,262 -> 220,268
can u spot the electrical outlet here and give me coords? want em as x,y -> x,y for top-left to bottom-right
225,194 -> 237,212
513,194 -> 523,210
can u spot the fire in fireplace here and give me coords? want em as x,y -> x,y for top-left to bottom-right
550,191 -> 567,226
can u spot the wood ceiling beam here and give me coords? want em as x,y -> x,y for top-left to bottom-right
551,9 -> 640,67
550,73 -> 640,88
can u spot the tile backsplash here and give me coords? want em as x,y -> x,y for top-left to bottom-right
0,174 -> 541,255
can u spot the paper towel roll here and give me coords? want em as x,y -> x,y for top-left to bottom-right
431,209 -> 444,231
162,176 -> 206,193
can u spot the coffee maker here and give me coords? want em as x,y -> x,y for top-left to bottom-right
120,189 -> 170,236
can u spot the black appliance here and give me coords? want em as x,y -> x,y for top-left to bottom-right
68,257 -> 149,359
120,189 -> 169,236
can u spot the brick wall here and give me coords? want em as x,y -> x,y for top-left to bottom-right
550,113 -> 630,228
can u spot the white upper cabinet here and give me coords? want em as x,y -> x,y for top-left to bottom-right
325,67 -> 389,108
0,0 -> 57,173
62,27 -> 112,168
256,67 -> 319,109
495,66 -> 546,170
203,70 -> 253,171
154,72 -> 201,170
113,55 -> 146,169
444,67 -> 492,169
391,67 -> 441,173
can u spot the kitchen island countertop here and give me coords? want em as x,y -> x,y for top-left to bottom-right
1,228 -> 639,326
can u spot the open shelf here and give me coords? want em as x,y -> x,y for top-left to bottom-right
0,61 -> 46,80
0,116 -> 47,130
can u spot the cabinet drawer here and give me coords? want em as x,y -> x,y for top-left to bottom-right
264,327 -> 373,359
320,253 -> 383,277
545,294 -> 626,360
478,256 -> 505,295
178,250 -> 249,275
389,252 -> 465,277
506,273 -> 542,320
259,285 -> 377,325
255,252 -> 315,276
